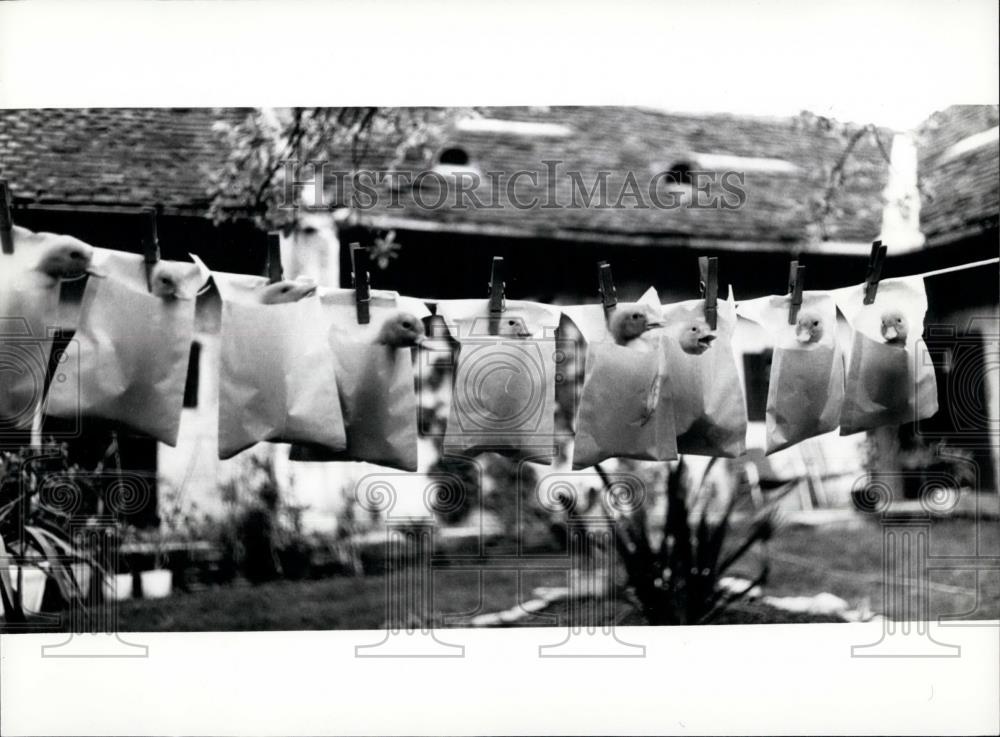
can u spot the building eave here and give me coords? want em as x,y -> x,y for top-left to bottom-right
364,213 -> 876,255
922,216 -> 1000,248
9,198 -> 248,220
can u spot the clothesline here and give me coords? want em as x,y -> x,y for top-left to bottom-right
713,256 -> 999,307
3,227 -> 991,466
109,253 -> 1000,302
914,257 -> 999,280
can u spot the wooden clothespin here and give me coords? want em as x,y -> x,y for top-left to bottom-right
142,206 -> 161,293
265,232 -> 283,284
0,179 -> 14,255
863,239 -> 887,305
597,261 -> 617,320
488,256 -> 505,336
350,243 -> 371,324
698,256 -> 718,330
787,260 -> 805,324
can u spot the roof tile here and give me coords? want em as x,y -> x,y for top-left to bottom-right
0,106 -> 897,243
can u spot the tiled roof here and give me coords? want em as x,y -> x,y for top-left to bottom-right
916,105 -> 1000,245
361,106 -> 890,245
0,108 -> 248,211
1,106 -> 891,244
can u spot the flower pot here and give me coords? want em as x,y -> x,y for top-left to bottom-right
103,573 -> 134,601
71,562 -> 94,597
140,569 -> 172,599
4,564 -> 49,615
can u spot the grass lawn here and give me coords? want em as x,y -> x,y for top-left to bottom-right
4,567 -> 837,633
3,515 -> 996,632
749,515 -> 1000,621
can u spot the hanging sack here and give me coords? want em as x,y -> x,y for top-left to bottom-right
289,290 -> 429,471
562,291 -> 678,468
738,291 -> 845,453
44,248 -> 204,446
435,299 -> 562,461
657,290 -> 748,457
833,276 -> 937,434
215,272 -> 346,459
1,226 -> 94,435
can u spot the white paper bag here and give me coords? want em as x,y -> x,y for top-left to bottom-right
44,248 -> 204,446
738,291 -> 845,453
435,299 -> 562,461
2,227 -> 94,435
563,294 -> 678,468
833,276 -> 938,434
656,291 -> 748,457
216,272 -> 347,460
289,289 -> 429,471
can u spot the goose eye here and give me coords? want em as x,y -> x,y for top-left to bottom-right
401,321 -> 412,330
300,225 -> 318,236
812,320 -> 819,327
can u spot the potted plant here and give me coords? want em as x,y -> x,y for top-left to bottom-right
103,569 -> 134,601
140,566 -> 172,599
1,559 -> 49,617
1,444 -> 107,622
101,523 -> 137,601
133,525 -> 173,599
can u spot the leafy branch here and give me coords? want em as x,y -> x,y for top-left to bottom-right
208,107 -> 477,232
796,111 -> 929,242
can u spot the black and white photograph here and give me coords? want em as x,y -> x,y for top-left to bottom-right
0,1 -> 998,735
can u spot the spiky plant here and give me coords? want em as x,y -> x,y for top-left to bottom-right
604,458 -> 778,625
0,443 -> 108,624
